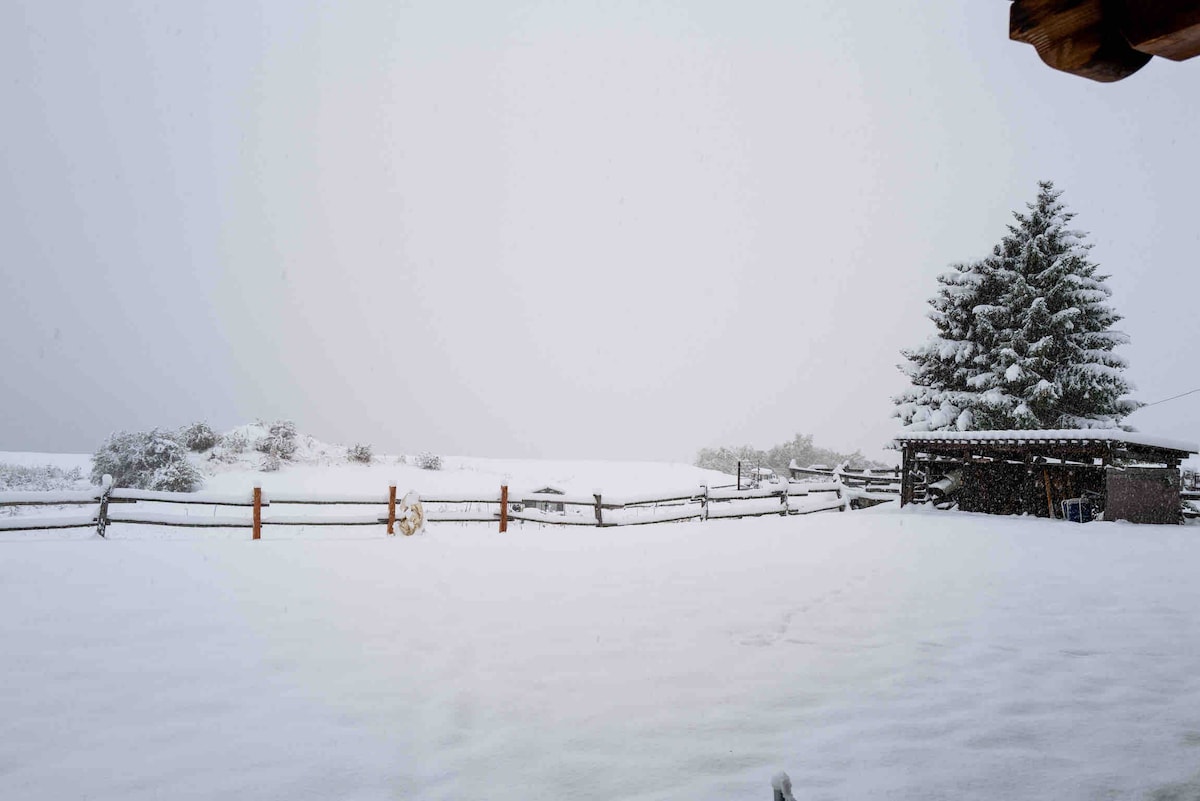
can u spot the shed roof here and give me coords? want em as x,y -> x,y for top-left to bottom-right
893,429 -> 1198,456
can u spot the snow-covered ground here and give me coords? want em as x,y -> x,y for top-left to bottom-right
0,445 -> 735,500
4,487 -> 1200,800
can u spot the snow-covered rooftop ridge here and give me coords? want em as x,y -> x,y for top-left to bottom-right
893,429 -> 1198,454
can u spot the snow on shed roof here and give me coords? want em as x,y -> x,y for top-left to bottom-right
893,429 -> 1198,455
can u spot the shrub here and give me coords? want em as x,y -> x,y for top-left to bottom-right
179,421 -> 220,452
1,463 -> 87,517
221,431 -> 248,454
416,451 -> 442,471
0,463 -> 83,492
255,420 -> 297,461
347,443 -> 373,464
259,453 -> 281,472
91,429 -> 203,491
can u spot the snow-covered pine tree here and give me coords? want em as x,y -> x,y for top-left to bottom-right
979,181 -> 1140,429
895,181 -> 1140,431
893,255 -> 1006,431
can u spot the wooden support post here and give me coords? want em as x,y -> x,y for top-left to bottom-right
701,485 -> 709,521
253,485 -> 262,540
779,488 -> 788,516
900,447 -> 913,507
97,474 -> 112,538
499,485 -> 508,533
1043,469 -> 1055,519
387,484 -> 397,536
593,493 -> 603,527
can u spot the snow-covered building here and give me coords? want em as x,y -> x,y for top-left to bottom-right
894,429 -> 1198,524
524,486 -> 565,514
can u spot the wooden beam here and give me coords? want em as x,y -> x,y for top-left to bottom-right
1043,468 -> 1056,519
900,446 -> 914,507
1010,0 -> 1151,82
1115,0 -> 1200,61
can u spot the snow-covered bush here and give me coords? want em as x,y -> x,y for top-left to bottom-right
259,453 -> 281,472
1,463 -> 89,517
179,421 -> 219,452
0,463 -> 84,492
255,420 -> 297,461
416,452 -> 442,471
221,431 -> 248,454
90,430 -> 202,491
347,443 -> 373,464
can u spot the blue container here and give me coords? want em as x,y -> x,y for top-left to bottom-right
1062,498 -> 1094,523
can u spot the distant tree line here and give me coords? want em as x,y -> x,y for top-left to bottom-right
695,433 -> 891,478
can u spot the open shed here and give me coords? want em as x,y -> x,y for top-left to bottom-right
894,430 -> 1198,524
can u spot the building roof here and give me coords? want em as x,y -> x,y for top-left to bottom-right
893,429 -> 1198,456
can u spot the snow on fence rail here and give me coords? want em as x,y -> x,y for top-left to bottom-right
0,475 -> 861,538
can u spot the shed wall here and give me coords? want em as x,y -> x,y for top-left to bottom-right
1106,468 -> 1181,525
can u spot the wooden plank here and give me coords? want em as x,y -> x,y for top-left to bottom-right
789,499 -> 848,516
109,488 -> 257,506
503,513 -> 598,526
111,518 -> 250,529
1115,0 -> 1200,60
603,512 -> 703,527
0,487 -> 101,506
417,496 -> 501,505
260,518 -> 380,527
0,518 -> 98,532
0,498 -> 99,507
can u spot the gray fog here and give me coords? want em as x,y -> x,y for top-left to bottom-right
2,1 -> 1197,463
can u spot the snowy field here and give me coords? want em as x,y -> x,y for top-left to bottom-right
4,497 -> 1200,800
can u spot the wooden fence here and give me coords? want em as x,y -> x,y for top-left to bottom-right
789,465 -> 902,506
0,476 -> 853,539
1184,489 -> 1200,519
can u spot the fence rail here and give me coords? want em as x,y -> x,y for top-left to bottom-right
0,475 -> 861,538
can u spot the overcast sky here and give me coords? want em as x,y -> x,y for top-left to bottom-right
2,1 -> 1198,463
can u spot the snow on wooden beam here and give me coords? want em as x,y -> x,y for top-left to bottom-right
894,429 -> 1198,455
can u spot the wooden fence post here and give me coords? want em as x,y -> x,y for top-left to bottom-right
593,492 -> 603,527
701,485 -> 709,521
779,487 -> 788,516
772,771 -> 796,801
387,484 -> 397,536
499,485 -> 508,533
96,474 -> 113,538
253,484 -> 262,540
